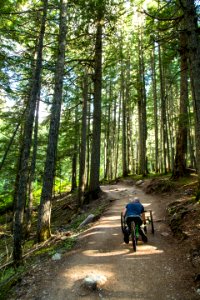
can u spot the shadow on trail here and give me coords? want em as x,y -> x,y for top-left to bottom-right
45,184 -> 199,300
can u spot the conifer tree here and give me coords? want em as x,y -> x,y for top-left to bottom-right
37,0 -> 67,242
13,0 -> 48,263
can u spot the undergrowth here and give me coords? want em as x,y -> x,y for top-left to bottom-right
0,192 -> 110,298
0,236 -> 77,299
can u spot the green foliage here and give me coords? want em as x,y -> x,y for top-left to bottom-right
91,201 -> 108,217
33,237 -> 76,257
0,236 -> 76,299
0,265 -> 24,284
0,265 -> 25,300
0,200 -> 13,215
70,213 -> 88,230
59,237 -> 76,251
34,245 -> 55,256
195,190 -> 200,202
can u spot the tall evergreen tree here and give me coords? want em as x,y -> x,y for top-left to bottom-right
89,3 -> 103,197
181,0 -> 200,190
37,0 -> 67,242
78,73 -> 88,206
172,29 -> 188,178
13,0 -> 48,263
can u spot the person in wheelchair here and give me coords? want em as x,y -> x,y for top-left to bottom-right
123,197 -> 148,244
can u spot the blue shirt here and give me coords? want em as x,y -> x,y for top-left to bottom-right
125,202 -> 144,217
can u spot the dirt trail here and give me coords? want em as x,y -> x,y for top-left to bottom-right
11,184 -> 199,300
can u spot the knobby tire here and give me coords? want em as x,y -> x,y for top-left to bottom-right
121,212 -> 125,234
130,221 -> 137,252
150,210 -> 155,234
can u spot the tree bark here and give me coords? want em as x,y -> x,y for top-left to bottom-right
26,94 -> 40,236
182,0 -> 200,188
114,92 -> 121,179
121,63 -> 128,177
112,93 -> 117,178
137,34 -> 147,176
37,0 -> 67,242
188,108 -> 196,168
71,106 -> 79,191
89,13 -> 103,197
158,43 -> 167,173
78,74 -> 88,206
104,100 -> 111,180
151,44 -> 159,173
13,0 -> 48,264
126,56 -> 132,174
172,30 -> 188,179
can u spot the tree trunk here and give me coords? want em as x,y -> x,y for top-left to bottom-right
126,56 -> 131,174
71,106 -> 79,191
137,35 -> 147,176
172,30 -> 188,179
37,0 -> 67,242
78,74 -> 88,206
104,101 -> 111,180
71,147 -> 77,191
121,62 -> 128,177
13,0 -> 48,264
114,93 -> 121,179
151,44 -> 159,173
158,43 -> 167,173
89,13 -> 102,197
165,94 -> 171,172
182,0 -> 200,188
188,107 -> 196,168
26,94 -> 40,236
111,94 -> 117,178
86,87 -> 91,189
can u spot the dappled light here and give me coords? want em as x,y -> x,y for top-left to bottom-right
80,231 -> 106,238
82,249 -> 130,257
106,187 -> 129,192
143,203 -> 152,207
100,215 -> 120,221
55,184 -> 168,298
81,245 -> 164,257
125,245 -> 164,256
7,182 -> 198,300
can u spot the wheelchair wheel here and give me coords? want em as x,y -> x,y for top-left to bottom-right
149,210 -> 155,234
121,212 -> 126,233
130,221 -> 137,252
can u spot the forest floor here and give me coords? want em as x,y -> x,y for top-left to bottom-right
3,176 -> 200,299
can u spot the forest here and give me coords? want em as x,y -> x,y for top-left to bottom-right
0,0 -> 200,269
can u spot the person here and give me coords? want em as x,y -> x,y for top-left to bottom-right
123,197 -> 148,244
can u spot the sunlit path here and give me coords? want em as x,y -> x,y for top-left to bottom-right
36,183 -> 199,300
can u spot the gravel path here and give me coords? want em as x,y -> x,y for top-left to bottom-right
10,184 -> 199,300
